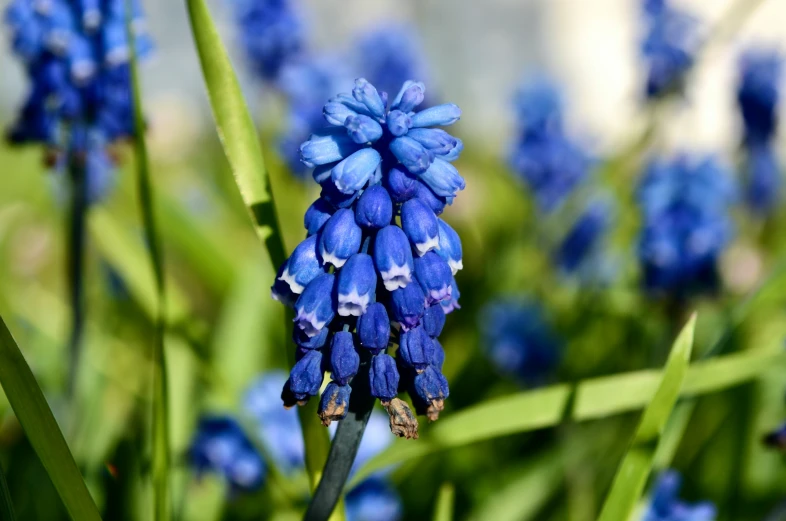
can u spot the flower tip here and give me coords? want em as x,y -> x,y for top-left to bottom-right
384,398 -> 419,439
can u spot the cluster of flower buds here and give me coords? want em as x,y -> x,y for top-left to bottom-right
271,78 -> 464,437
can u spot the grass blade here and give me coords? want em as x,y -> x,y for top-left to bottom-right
596,314 -> 696,521
184,0 -> 285,268
184,0 -> 330,490
0,314 -> 101,521
433,483 -> 455,521
126,5 -> 170,519
0,461 -> 17,521
349,318 -> 785,488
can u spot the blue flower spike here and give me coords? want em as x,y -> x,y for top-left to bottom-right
272,78 -> 465,434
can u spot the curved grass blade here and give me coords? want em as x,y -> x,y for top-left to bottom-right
184,0 -> 330,492
0,314 -> 102,521
349,320 -> 786,488
126,5 -> 170,519
433,483 -> 455,521
0,462 -> 17,521
596,314 -> 695,521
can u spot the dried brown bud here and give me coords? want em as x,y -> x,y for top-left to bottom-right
426,399 -> 445,422
384,398 -> 419,439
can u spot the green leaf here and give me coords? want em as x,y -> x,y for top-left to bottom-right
184,0 -> 285,269
350,318 -> 786,489
0,461 -> 17,521
596,314 -> 695,521
0,314 -> 102,521
184,0 -> 330,489
126,5 -> 170,519
432,483 -> 455,521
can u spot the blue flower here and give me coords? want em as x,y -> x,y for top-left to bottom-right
272,78 -> 465,431
737,49 -> 782,214
641,0 -> 698,98
188,416 -> 266,492
232,0 -> 302,82
4,0 -> 153,201
346,478 -> 402,521
481,299 -> 562,385
555,200 -> 610,274
643,471 -> 716,521
637,154 -> 737,295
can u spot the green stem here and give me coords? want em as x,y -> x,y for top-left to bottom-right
0,461 -> 17,521
66,159 -> 87,399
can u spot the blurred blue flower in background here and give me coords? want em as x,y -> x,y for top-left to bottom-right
509,78 -> 592,213
346,478 -> 402,521
232,0 -> 303,82
274,78 -> 464,431
641,0 -> 698,98
4,0 -> 153,201
643,471 -> 716,521
556,199 -> 611,276
353,24 -> 430,105
480,299 -> 562,386
189,416 -> 266,492
637,154 -> 737,295
737,49 -> 782,214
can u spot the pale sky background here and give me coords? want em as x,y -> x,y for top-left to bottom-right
1,0 -> 785,158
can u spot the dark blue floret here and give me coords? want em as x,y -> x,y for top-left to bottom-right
644,471 -> 716,521
556,200 -> 610,274
641,0 -> 698,98
271,78 -> 464,431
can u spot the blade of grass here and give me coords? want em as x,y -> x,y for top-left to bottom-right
184,0 -> 330,494
349,323 -> 785,488
596,314 -> 695,521
0,314 -> 102,521
126,5 -> 170,519
432,483 -> 455,521
0,462 -> 17,521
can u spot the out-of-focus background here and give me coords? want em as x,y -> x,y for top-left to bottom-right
2,0 -> 786,520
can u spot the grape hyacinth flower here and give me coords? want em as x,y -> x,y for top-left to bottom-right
641,0 -> 699,98
737,50 -> 783,214
643,471 -> 716,521
480,299 -> 562,386
272,78 -> 465,435
5,0 -> 153,200
188,416 -> 266,492
232,0 -> 303,82
637,154 -> 737,295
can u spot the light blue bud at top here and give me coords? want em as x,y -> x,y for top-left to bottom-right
401,198 -> 439,256
331,148 -> 381,194
329,331 -> 360,385
352,78 -> 386,119
319,209 -> 362,268
384,166 -> 418,203
271,263 -> 297,307
288,350 -> 324,400
278,234 -> 323,294
369,353 -> 399,403
337,253 -> 377,316
419,158 -> 466,198
438,137 -> 463,162
392,80 -> 425,113
398,326 -> 435,371
414,181 -> 448,215
374,225 -> 415,291
390,136 -> 434,174
390,281 -> 426,330
430,339 -> 445,370
422,304 -> 446,338
440,276 -> 461,314
355,184 -> 393,229
333,93 -> 374,117
294,273 -> 336,337
345,114 -> 384,144
411,103 -> 461,128
293,326 -> 329,350
323,100 -> 357,126
358,302 -> 391,351
300,130 -> 359,168
406,128 -> 460,157
304,198 -> 334,236
386,110 -> 412,137
437,219 -> 463,274
312,164 -> 333,184
318,382 -> 351,426
414,251 -> 453,304
320,180 -> 360,209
